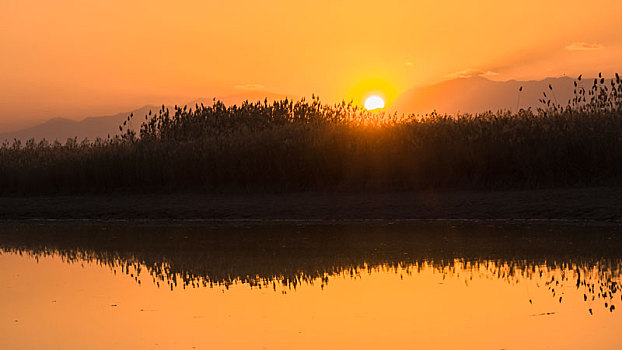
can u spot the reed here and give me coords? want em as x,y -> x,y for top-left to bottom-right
2,75 -> 622,194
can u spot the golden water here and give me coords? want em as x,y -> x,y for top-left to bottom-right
1,223 -> 620,349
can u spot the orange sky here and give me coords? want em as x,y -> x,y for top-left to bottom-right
2,0 -> 622,130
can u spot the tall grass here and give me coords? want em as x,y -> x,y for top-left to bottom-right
2,75 -> 622,195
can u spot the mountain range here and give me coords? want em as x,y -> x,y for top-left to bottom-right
0,92 -> 290,143
0,77 -> 580,142
391,76 -> 576,115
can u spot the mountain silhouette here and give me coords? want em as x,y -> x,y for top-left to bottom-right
391,76 -> 577,115
0,92 -> 291,143
0,105 -> 156,144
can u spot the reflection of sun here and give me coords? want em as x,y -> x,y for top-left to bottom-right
364,95 -> 385,110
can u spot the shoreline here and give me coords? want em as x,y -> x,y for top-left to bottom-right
1,187 -> 621,223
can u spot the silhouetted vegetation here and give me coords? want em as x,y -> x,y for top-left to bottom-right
1,222 -> 620,312
2,74 -> 622,194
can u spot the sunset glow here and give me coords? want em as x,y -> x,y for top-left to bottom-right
2,0 -> 622,129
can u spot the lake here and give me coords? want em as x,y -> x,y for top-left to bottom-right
1,222 -> 621,349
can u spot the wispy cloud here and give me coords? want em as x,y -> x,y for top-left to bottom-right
234,83 -> 266,91
479,71 -> 499,78
448,68 -> 498,79
565,42 -> 604,51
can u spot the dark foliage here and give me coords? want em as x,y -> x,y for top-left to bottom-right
2,75 -> 622,194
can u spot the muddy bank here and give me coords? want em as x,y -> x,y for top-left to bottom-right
0,187 -> 621,222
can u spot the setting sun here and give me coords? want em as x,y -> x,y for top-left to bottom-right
364,95 -> 385,110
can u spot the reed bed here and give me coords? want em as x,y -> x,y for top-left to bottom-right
1,75 -> 622,194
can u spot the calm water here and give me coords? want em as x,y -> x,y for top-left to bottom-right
1,222 -> 621,349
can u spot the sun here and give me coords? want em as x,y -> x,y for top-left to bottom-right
364,95 -> 385,110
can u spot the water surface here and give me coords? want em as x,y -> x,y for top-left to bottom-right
1,222 -> 621,349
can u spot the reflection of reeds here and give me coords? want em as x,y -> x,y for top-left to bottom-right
2,74 -> 622,194
1,222 -> 621,312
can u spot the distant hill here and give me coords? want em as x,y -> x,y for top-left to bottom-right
0,79 -> 588,143
391,76 -> 578,115
0,105 -> 157,144
0,92 -> 292,143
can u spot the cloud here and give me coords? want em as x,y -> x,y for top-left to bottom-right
479,70 -> 499,78
565,42 -> 604,51
234,83 -> 266,91
448,68 -> 498,79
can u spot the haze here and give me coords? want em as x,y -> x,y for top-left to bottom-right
2,0 -> 622,130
